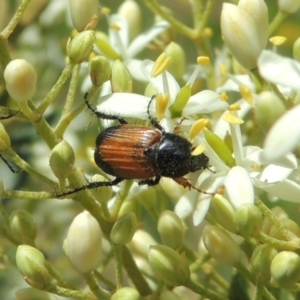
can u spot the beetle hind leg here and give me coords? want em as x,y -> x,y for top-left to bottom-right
138,176 -> 161,186
58,177 -> 124,198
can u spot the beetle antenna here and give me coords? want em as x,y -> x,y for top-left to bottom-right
206,166 -> 216,174
0,154 -> 21,173
84,93 -> 127,124
147,95 -> 165,132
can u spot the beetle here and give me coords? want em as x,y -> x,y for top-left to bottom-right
61,95 -> 211,196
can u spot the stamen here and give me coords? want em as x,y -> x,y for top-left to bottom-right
189,118 -> 209,140
151,53 -> 171,77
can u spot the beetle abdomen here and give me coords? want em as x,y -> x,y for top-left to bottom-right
94,125 -> 161,179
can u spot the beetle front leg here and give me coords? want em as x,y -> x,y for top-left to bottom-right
138,176 -> 161,186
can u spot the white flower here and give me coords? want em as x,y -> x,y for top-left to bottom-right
97,13 -> 170,81
176,99 -> 300,225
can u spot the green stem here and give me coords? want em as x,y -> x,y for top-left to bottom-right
194,0 -> 217,34
18,101 -> 39,123
94,270 -> 116,290
110,180 -> 133,220
1,0 -> 32,39
3,190 -> 55,200
62,64 -> 81,118
142,0 -> 196,39
112,244 -> 124,289
236,263 -> 276,300
256,198 -> 299,242
3,148 -> 57,187
47,284 -> 96,300
0,35 -> 11,81
185,279 -> 226,300
47,262 -> 77,290
268,10 -> 289,36
37,63 -> 74,115
83,272 -> 111,300
257,232 -> 299,251
55,101 -> 86,137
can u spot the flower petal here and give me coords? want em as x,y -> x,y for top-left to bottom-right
193,196 -> 211,226
224,166 -> 254,208
258,50 -> 300,92
127,21 -> 170,58
259,164 -> 294,183
96,93 -> 152,119
183,90 -> 228,115
175,190 -> 197,219
261,179 -> 300,203
263,104 -> 300,162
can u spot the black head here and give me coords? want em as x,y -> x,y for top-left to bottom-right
145,132 -> 208,178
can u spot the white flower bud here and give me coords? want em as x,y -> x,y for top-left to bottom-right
118,0 -> 141,41
221,2 -> 268,69
278,0 -> 300,13
4,59 -> 37,102
66,211 -> 102,273
69,0 -> 99,31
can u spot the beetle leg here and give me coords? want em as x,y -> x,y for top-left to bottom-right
84,93 -> 127,124
173,117 -> 187,135
58,177 -> 124,198
173,177 -> 215,196
0,111 -> 20,119
138,176 -> 161,186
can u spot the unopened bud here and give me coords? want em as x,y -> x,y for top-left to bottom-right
111,60 -> 132,92
203,225 -> 241,266
148,245 -> 190,286
67,30 -> 95,63
16,245 -> 50,289
4,59 -> 37,102
234,204 -> 263,237
9,210 -> 37,245
278,0 -> 300,13
157,210 -> 184,249
256,91 -> 286,132
49,140 -> 75,179
89,55 -> 111,86
15,288 -> 54,300
250,244 -> 278,281
66,211 -> 102,273
69,0 -> 99,31
111,287 -> 142,300
208,194 -> 236,233
110,212 -> 137,245
271,251 -> 300,288
118,0 -> 141,41
164,42 -> 185,80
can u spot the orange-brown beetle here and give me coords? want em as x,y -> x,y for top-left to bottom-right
61,95 -> 210,196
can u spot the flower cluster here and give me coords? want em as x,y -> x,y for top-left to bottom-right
1,0 -> 300,299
